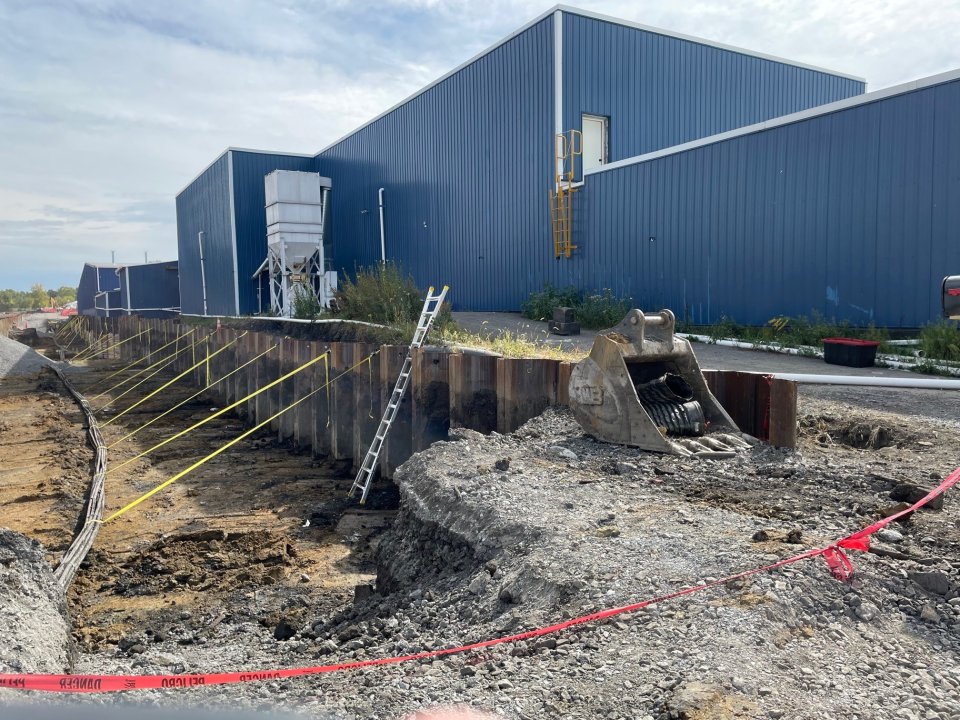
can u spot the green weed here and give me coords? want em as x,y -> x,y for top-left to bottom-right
521,284 -> 632,330
920,320 -> 960,361
333,263 -> 454,331
521,284 -> 580,322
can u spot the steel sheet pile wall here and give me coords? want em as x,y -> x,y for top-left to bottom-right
577,74 -> 960,327
317,16 -> 556,312
71,318 -> 797,493
98,317 -> 582,478
119,261 -> 180,318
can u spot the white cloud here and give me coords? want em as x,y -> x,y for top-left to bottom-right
0,0 -> 957,289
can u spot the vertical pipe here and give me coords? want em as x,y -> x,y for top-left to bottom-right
320,184 -> 331,306
378,187 -> 386,264
279,236 -> 289,317
198,231 -> 209,316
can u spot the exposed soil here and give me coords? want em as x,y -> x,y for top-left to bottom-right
1,357 -> 392,664
0,369 -> 89,564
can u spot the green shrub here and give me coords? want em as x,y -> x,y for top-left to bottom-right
576,289 -> 632,330
521,284 -> 632,329
291,284 -> 324,320
521,283 -> 580,322
333,262 -> 453,331
920,320 -> 960,361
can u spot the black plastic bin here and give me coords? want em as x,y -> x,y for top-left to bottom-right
822,337 -> 881,368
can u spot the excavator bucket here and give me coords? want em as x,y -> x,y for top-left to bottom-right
568,309 -> 753,456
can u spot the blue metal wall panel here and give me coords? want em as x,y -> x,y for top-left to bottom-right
574,78 -> 960,328
77,264 -> 121,316
317,11 -> 863,310
76,264 -> 98,315
318,16 -> 556,311
230,151 -> 317,315
561,13 -> 865,169
119,261 -> 180,318
175,153 -> 234,316
92,290 -> 121,317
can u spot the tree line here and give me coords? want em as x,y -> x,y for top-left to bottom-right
0,283 -> 77,312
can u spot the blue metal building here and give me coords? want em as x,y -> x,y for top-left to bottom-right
77,263 -> 121,317
117,260 -> 181,318
174,6 -> 959,327
317,7 -> 864,311
175,7 -> 862,318
575,70 -> 960,327
175,149 -> 315,316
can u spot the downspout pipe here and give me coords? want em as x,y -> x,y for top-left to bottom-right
378,187 -> 386,264
198,231 -> 209,316
771,373 -> 960,391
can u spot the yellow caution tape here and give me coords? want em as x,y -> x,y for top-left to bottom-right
102,332 -> 246,427
74,332 -> 107,361
324,353 -> 331,428
102,349 -> 381,522
73,329 -> 149,363
107,341 -> 279,449
84,328 -> 155,391
89,329 -> 197,400
97,336 -> 206,412
105,348 -> 330,476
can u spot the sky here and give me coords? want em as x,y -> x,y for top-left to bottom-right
0,0 -> 957,291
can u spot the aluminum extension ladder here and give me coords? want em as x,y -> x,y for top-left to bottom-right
349,285 -> 449,504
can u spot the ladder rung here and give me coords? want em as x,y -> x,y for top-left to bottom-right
351,284 -> 448,503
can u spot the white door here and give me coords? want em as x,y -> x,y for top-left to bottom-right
582,114 -> 608,174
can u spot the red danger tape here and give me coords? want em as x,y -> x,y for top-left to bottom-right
3,466 -> 957,694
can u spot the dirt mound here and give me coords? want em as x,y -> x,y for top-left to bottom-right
87,530 -> 297,598
799,413 -> 912,449
0,528 -> 74,674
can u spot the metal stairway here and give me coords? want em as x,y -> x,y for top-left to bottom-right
348,285 -> 450,504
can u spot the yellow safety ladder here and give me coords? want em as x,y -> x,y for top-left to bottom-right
550,129 -> 581,259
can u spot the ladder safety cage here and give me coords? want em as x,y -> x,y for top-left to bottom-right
551,129 -> 581,259
349,285 -> 450,504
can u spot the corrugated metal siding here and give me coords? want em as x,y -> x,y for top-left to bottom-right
318,16 -> 555,311
561,13 -> 865,168
119,262 -> 180,318
230,151 -> 317,315
575,78 -> 960,327
97,267 -> 120,292
77,264 -> 121,316
92,290 -> 121,317
175,153 -> 234,316
76,264 -> 98,315
317,12 -> 864,310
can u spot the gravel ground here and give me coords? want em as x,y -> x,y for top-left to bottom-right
0,529 -> 74,676
18,400 -> 955,720
0,334 -> 55,378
